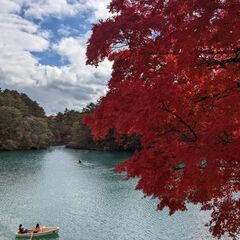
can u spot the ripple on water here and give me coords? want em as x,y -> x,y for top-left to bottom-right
0,147 -> 225,240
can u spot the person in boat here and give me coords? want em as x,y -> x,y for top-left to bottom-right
18,224 -> 28,234
33,223 -> 42,233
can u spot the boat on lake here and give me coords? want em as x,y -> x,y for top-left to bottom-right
16,226 -> 59,238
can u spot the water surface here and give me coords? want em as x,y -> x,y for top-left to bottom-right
0,147 -> 217,240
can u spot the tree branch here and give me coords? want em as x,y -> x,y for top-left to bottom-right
162,106 -> 198,142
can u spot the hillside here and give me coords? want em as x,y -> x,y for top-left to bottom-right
0,89 -> 140,151
0,89 -> 53,150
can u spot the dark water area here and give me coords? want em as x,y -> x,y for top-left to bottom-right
0,147 -> 219,240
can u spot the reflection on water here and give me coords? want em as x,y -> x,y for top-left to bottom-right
0,147 -> 215,240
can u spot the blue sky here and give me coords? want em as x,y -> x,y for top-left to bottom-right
32,13 -> 92,66
0,0 -> 112,114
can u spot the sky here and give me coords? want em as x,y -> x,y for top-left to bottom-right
0,0 -> 112,114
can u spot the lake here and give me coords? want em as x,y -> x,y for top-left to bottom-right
0,146 -> 216,240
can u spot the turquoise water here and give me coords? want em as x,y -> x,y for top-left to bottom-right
0,147 -> 215,240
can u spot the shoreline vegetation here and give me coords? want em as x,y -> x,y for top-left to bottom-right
0,89 -> 140,152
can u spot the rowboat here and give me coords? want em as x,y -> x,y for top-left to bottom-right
16,226 -> 59,238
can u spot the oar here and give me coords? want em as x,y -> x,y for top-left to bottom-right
30,231 -> 34,240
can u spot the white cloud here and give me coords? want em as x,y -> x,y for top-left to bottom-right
0,0 -> 112,21
0,0 -> 112,113
85,0 -> 112,22
22,0 -> 112,22
58,25 -> 80,37
0,0 -> 21,14
0,11 -> 49,85
23,0 -> 85,20
0,14 -> 49,51
41,33 -> 112,98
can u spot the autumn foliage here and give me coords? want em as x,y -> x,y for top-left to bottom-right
84,0 -> 240,238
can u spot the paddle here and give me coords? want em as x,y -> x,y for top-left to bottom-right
29,227 -> 36,240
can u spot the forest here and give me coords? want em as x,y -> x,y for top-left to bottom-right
0,89 -> 139,151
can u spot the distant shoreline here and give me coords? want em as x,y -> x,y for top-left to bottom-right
0,145 -> 135,153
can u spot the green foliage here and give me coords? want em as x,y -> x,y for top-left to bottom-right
0,89 -> 45,117
0,89 -> 139,151
82,102 -> 98,113
48,109 -> 83,145
0,89 -> 51,150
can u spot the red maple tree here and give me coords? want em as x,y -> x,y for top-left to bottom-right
84,0 -> 240,238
